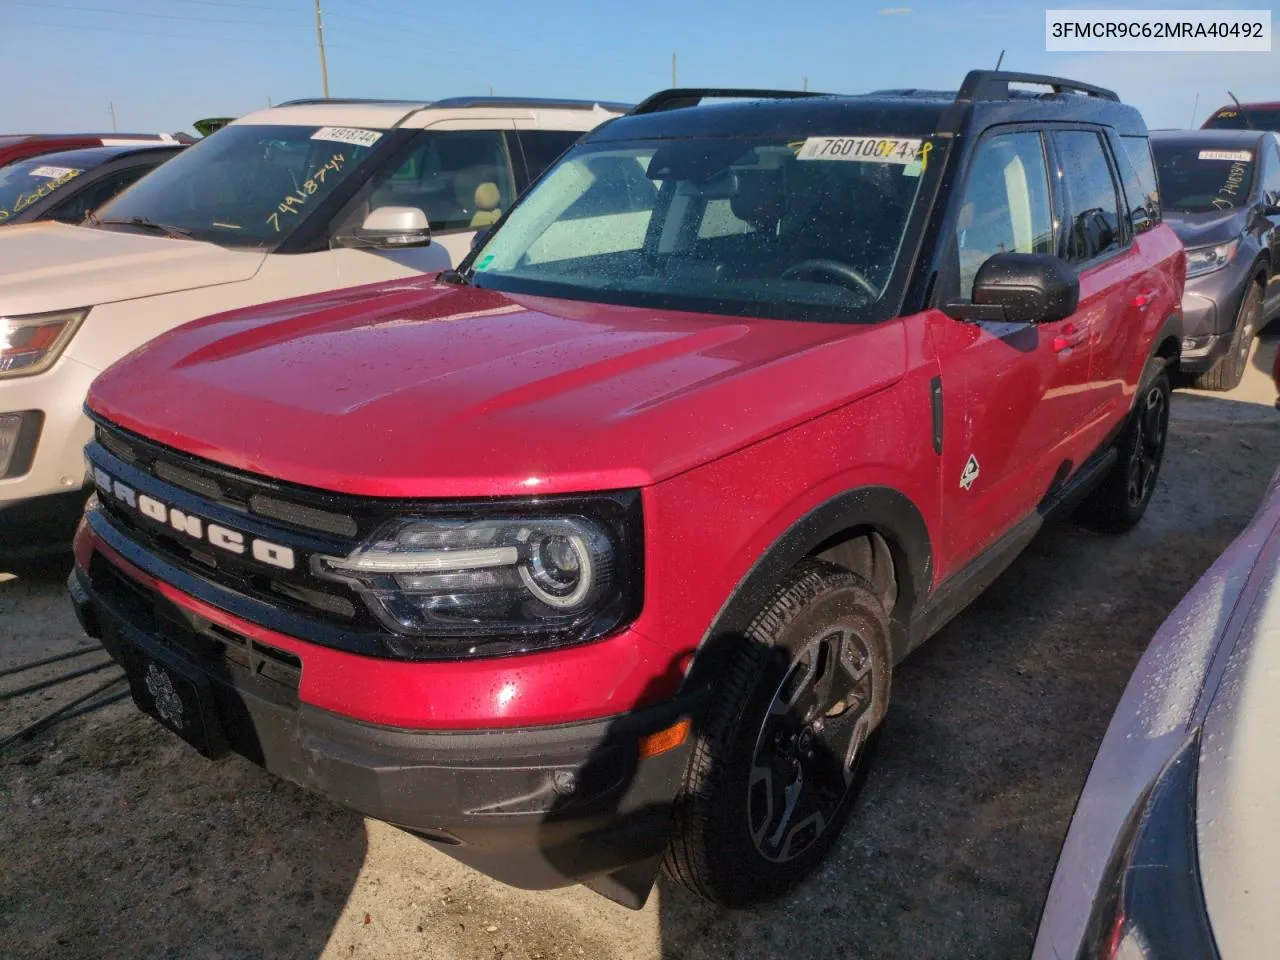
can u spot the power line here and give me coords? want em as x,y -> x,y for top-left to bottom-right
13,16 -> 294,46
10,0 -> 301,28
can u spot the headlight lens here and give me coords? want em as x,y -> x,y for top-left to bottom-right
315,504 -> 641,656
0,308 -> 89,378
1184,239 -> 1238,278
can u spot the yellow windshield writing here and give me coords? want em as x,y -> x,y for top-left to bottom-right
0,169 -> 83,222
264,152 -> 346,233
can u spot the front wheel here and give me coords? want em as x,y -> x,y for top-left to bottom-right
663,561 -> 891,907
1075,362 -> 1171,533
1192,283 -> 1261,392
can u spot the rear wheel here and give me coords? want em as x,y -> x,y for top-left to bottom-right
1075,362 -> 1171,534
1192,283 -> 1261,392
663,561 -> 891,907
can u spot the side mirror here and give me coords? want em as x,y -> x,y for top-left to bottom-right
1264,203 -> 1280,217
354,206 -> 431,248
943,252 -> 1079,324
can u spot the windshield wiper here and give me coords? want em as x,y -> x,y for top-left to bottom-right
96,216 -> 193,240
439,267 -> 469,285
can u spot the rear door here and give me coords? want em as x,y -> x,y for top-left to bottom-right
932,127 -> 1098,569
1080,130 -> 1172,426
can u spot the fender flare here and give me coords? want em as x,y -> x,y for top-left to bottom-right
685,485 -> 933,688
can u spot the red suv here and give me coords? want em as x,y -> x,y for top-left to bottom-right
70,72 -> 1185,909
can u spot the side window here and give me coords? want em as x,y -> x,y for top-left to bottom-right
954,131 -> 1055,296
1119,135 -> 1162,226
517,130 -> 582,184
1052,131 -> 1122,263
44,166 -> 152,224
366,130 -> 517,233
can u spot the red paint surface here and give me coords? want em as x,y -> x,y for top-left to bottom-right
82,222 -> 1185,729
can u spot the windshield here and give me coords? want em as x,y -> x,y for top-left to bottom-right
93,123 -> 386,247
0,159 -> 87,224
1152,141 -> 1255,212
1203,108 -> 1280,131
468,133 -> 929,323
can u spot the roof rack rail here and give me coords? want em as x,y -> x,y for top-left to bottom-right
632,88 -> 825,115
275,97 -> 429,107
956,70 -> 1119,103
428,95 -> 634,112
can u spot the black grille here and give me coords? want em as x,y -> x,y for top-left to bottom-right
89,419 -> 373,635
91,553 -> 302,700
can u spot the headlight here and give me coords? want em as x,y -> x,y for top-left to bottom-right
0,308 -> 90,378
315,497 -> 643,657
1184,239 -> 1239,278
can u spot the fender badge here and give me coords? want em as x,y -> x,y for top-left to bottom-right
960,455 -> 980,491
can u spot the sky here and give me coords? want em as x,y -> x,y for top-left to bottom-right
0,0 -> 1276,135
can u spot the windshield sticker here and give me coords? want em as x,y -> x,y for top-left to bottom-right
29,165 -> 83,179
264,151 -> 346,233
1199,149 -> 1252,162
311,126 -> 382,148
474,253 -> 496,271
796,136 -> 924,164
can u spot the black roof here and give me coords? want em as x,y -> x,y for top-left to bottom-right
589,71 -> 1147,144
1151,128 -> 1274,147
15,143 -> 184,169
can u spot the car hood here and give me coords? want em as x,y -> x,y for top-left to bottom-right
1162,207 -> 1249,249
0,222 -> 265,315
88,280 -> 905,497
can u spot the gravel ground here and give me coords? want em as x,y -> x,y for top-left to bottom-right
2,336 -> 1278,960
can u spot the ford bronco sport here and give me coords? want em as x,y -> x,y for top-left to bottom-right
70,72 -> 1185,909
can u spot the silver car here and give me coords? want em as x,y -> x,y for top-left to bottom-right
1034,465 -> 1280,958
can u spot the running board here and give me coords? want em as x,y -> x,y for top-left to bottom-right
906,446 -> 1119,653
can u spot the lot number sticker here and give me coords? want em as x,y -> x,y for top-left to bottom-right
796,136 -> 924,164
1198,150 -> 1252,162
311,126 -> 383,148
29,165 -> 82,179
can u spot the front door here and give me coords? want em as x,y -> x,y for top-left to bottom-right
931,128 -> 1097,573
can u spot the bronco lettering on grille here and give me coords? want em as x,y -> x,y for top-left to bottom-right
93,466 -> 296,570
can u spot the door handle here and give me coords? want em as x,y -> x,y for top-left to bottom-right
1132,290 -> 1159,309
1052,322 -> 1088,353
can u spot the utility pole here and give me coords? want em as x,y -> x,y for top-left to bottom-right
802,77 -> 808,91
1190,92 -> 1200,127
488,84 -> 494,96
995,49 -> 1005,70
108,102 -> 117,132
672,52 -> 677,87
267,94 -> 273,107
313,0 -> 330,98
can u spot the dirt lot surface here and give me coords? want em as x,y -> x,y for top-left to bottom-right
3,336 -> 1279,960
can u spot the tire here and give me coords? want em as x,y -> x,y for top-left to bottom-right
1075,361 -> 1171,534
663,560 -> 891,907
1192,283 -> 1261,392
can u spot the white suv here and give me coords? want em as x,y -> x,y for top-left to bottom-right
0,96 -> 628,555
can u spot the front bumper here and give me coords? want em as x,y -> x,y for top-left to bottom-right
69,551 -> 701,903
0,353 -> 98,503
1179,260 -> 1255,373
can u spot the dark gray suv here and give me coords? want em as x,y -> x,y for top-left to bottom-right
1151,129 -> 1280,390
